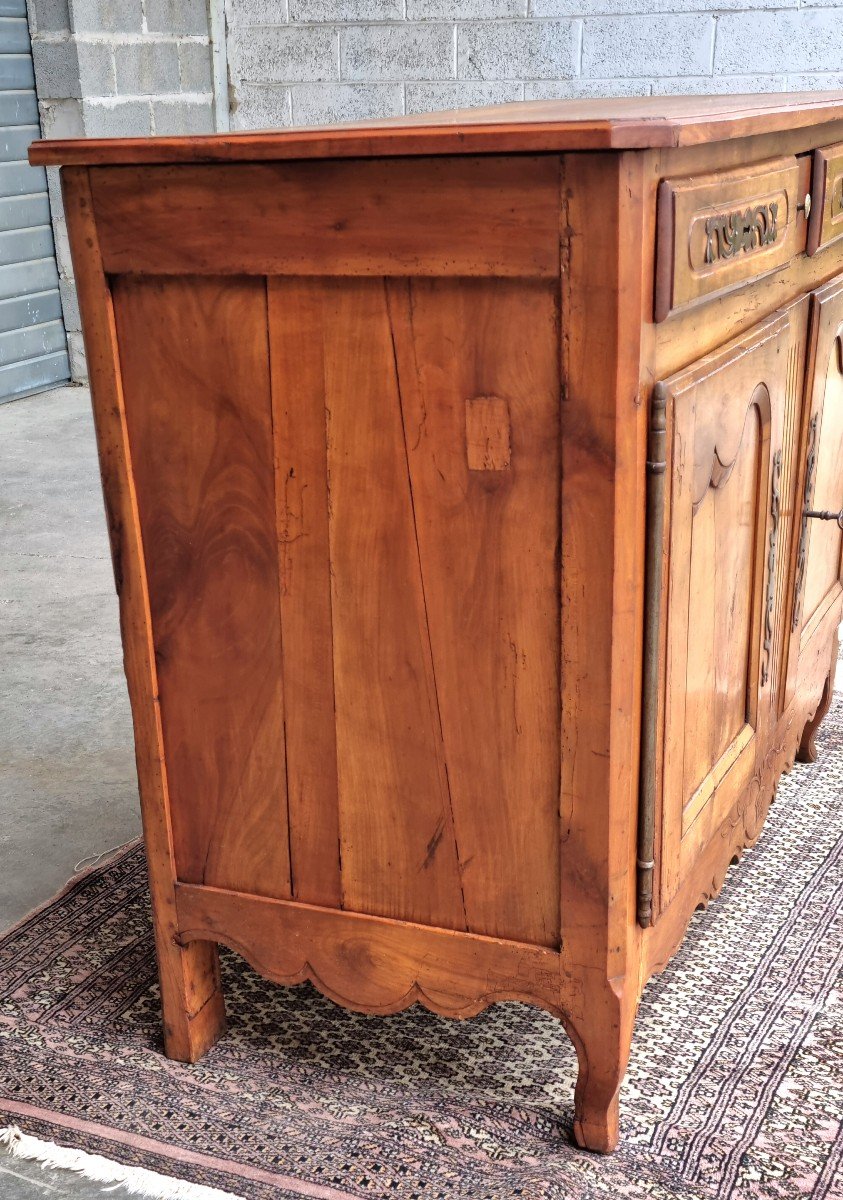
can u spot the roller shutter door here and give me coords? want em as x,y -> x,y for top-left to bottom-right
0,1 -> 69,402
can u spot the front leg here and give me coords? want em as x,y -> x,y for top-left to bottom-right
797,631 -> 839,763
566,977 -> 638,1153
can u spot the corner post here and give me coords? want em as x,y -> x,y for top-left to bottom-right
558,151 -> 649,1151
61,166 -> 226,1061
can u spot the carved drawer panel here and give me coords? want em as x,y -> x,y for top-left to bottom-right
807,142 -> 843,256
655,156 -> 810,322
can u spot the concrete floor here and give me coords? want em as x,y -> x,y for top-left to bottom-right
1,386 -> 142,1197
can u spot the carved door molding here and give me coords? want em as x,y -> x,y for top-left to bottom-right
783,273 -> 843,711
655,305 -> 807,909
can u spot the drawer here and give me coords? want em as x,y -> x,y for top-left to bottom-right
807,141 -> 843,256
655,156 -> 811,322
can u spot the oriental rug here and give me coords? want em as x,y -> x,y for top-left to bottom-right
1,698 -> 842,1199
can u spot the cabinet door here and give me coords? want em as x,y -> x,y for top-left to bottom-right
657,304 -> 808,907
785,274 -> 843,703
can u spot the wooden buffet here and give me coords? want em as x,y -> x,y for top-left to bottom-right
31,93 -> 843,1153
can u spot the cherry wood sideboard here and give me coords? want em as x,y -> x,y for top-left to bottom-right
32,94 -> 843,1153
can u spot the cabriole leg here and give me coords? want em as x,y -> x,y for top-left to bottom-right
797,632 -> 839,764
566,982 -> 638,1154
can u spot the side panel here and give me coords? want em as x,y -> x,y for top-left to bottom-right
266,275 -> 562,945
385,277 -> 561,947
99,158 -> 563,952
305,276 -> 468,933
112,276 -> 293,900
267,279 -> 342,910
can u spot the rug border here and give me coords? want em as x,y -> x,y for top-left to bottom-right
0,838 -> 143,944
0,844 -> 367,1200
0,1103 -> 364,1200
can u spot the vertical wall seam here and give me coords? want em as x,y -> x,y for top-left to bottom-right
207,0 -> 230,132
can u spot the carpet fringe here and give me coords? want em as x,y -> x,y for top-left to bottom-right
0,1126 -> 245,1200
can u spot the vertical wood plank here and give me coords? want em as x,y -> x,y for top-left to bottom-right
322,278 -> 467,930
61,168 -> 226,1061
385,277 -> 561,947
111,275 -> 292,900
267,277 -> 342,909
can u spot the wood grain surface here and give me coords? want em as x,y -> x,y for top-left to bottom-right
56,107 -> 843,1155
264,274 -> 561,944
62,170 -> 227,1062
112,276 -> 293,900
29,92 -> 843,165
87,159 -> 560,279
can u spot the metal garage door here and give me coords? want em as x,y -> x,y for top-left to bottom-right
0,1 -> 69,402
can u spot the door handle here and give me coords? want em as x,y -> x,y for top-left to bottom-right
804,508 -> 843,530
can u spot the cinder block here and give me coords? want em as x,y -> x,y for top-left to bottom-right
67,330 -> 87,383
228,26 -> 338,83
715,10 -> 843,75
787,71 -> 843,89
59,277 -> 81,333
70,0 -> 143,33
38,96 -> 84,137
650,74 -> 787,95
153,97 -> 215,134
409,0 -> 525,18
291,82 -> 402,124
582,14 -> 713,78
535,0 -> 793,12
458,20 -> 579,81
178,41 -> 212,92
145,0 -> 208,36
82,96 -> 153,135
226,0 -> 289,23
230,82 -> 292,129
342,23 -> 454,82
114,40 -> 180,94
525,78 -> 650,98
29,0 -> 71,34
77,39 -> 116,95
405,80 -> 522,113
32,38 -> 82,98
290,0 -> 401,19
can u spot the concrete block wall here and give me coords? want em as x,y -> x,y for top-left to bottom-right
226,0 -> 843,130
27,0 -> 215,380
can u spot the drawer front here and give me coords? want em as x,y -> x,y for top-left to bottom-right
655,156 -> 809,322
807,142 -> 843,256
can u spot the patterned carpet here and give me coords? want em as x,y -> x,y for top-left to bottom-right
1,701 -> 841,1199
